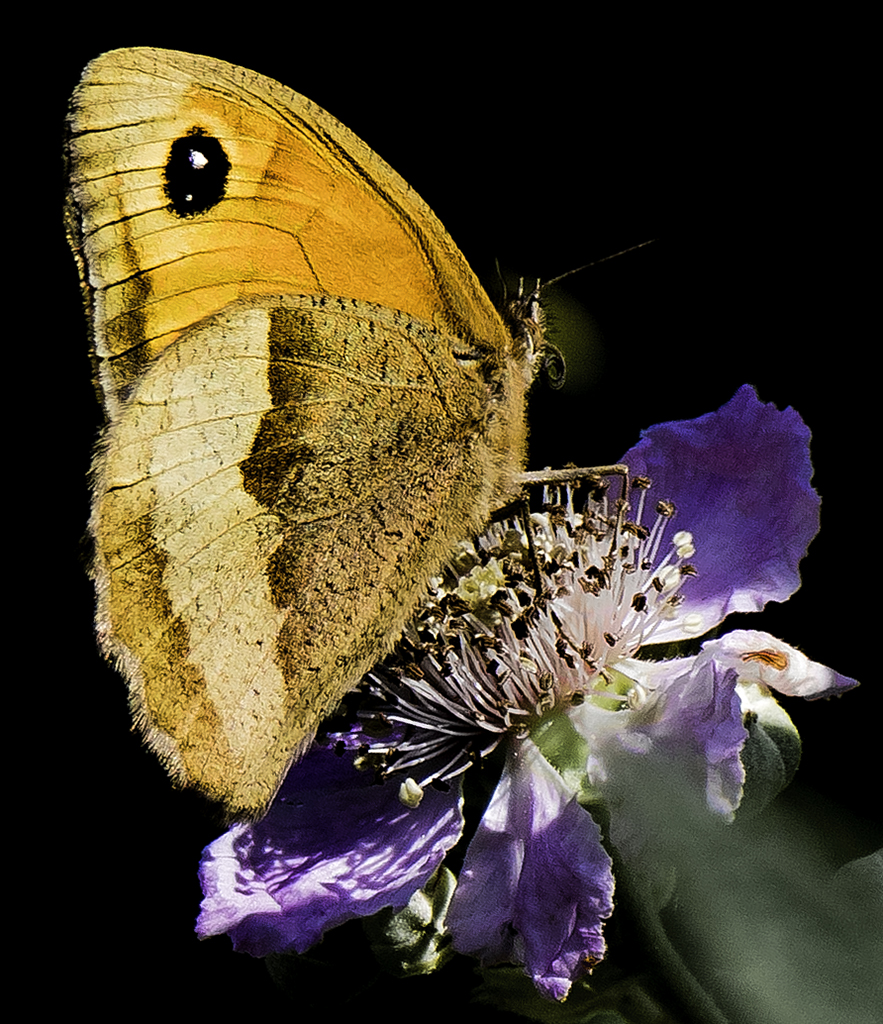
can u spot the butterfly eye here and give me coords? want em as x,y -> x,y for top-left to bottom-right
541,344 -> 566,390
163,127 -> 231,217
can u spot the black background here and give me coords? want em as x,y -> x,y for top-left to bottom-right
37,15 -> 876,1020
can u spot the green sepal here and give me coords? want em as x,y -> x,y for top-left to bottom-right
737,682 -> 802,817
363,865 -> 457,978
531,711 -> 597,804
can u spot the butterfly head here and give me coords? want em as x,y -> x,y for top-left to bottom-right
500,277 -> 545,382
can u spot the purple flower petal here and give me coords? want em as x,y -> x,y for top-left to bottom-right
622,385 -> 819,639
448,739 -> 614,1001
197,743 -> 464,955
698,630 -> 860,700
616,654 -> 748,818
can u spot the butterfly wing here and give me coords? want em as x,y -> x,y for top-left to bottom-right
65,47 -> 512,415
66,48 -> 534,819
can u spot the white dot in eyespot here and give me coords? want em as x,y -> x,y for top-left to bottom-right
189,149 -> 209,169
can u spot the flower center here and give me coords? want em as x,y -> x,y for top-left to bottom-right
343,473 -> 699,798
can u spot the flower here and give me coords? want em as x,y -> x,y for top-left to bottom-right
196,385 -> 858,1001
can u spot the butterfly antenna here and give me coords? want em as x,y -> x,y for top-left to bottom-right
495,257 -> 509,305
543,239 -> 656,290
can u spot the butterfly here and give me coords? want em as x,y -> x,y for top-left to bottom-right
64,48 -> 546,821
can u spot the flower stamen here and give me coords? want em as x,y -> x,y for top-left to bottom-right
346,472 -> 702,788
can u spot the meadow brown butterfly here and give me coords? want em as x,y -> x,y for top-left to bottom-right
65,48 -> 543,821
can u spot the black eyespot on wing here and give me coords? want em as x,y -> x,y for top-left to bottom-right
163,127 -> 231,217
